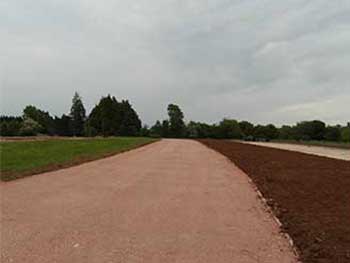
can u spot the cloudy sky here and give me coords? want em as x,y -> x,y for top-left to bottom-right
1,0 -> 349,126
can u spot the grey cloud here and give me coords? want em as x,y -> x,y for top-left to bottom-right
1,0 -> 349,126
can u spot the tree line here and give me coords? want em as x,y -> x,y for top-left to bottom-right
145,105 -> 350,142
1,94 -> 349,142
0,92 -> 141,137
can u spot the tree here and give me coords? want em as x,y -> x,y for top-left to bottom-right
150,121 -> 162,137
118,100 -> 142,136
216,119 -> 243,139
197,122 -> 215,138
88,95 -> 120,136
295,120 -> 326,140
23,105 -> 55,135
19,117 -> 41,136
0,116 -> 23,136
239,121 -> 254,137
278,125 -> 295,140
87,95 -> 141,136
140,125 -> 150,137
161,120 -> 170,138
70,92 -> 86,136
186,121 -> 216,138
186,121 -> 199,138
264,124 -> 279,140
54,114 -> 72,136
341,124 -> 350,142
324,126 -> 341,141
253,124 -> 278,141
167,104 -> 186,138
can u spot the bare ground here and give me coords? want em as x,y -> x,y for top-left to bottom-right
1,139 -> 297,263
199,140 -> 350,263
243,141 -> 350,161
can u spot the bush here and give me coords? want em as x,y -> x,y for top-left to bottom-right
19,117 -> 41,136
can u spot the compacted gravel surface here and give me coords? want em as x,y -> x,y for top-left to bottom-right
1,139 -> 297,263
243,141 -> 350,161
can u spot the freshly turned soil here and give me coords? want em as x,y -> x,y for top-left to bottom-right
199,139 -> 350,263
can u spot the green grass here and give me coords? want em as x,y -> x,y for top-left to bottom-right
0,137 -> 157,181
272,140 -> 350,149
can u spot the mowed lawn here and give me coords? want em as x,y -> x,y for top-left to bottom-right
0,137 -> 157,181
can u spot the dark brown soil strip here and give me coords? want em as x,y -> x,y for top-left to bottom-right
198,139 -> 350,263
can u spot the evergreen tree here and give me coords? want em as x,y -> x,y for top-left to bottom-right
70,92 -> 86,136
167,104 -> 186,138
88,95 -> 118,136
54,114 -> 72,136
87,96 -> 141,136
118,100 -> 142,136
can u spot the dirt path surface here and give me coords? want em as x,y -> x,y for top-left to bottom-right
243,141 -> 350,161
1,139 -> 298,263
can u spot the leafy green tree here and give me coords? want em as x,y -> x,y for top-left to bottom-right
150,121 -> 162,137
167,104 -> 186,138
239,121 -> 254,137
324,126 -> 341,141
216,119 -> 243,139
70,92 -> 86,136
186,121 -> 215,138
140,125 -> 150,137
278,125 -> 295,140
198,123 -> 215,138
341,124 -> 350,142
0,116 -> 23,136
265,124 -> 279,140
19,117 -> 41,136
186,121 -> 199,138
161,120 -> 170,138
295,120 -> 326,140
253,124 -> 278,141
23,105 -> 55,135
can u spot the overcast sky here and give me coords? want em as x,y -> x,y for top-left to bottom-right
1,0 -> 349,126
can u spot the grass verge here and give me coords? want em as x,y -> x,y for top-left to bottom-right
0,137 -> 157,181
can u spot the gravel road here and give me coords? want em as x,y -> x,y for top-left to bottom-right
244,141 -> 350,160
1,139 -> 298,263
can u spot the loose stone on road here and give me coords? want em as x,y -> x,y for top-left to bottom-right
1,139 -> 298,263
